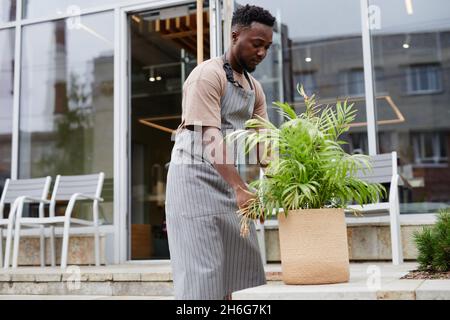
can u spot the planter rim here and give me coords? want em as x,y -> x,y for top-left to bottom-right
281,208 -> 344,213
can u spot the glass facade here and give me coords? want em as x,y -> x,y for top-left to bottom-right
247,0 -> 370,158
244,0 -> 450,214
22,0 -> 117,19
19,11 -> 114,222
241,0 -> 371,199
0,0 -> 16,22
0,28 -> 14,195
370,0 -> 450,214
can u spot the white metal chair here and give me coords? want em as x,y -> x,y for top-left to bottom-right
1,177 -> 52,269
6,172 -> 105,269
347,151 -> 403,265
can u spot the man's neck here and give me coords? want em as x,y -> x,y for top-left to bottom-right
226,50 -> 244,74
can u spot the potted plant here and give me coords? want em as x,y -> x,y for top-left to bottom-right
226,86 -> 385,285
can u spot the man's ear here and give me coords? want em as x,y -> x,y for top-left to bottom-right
231,30 -> 239,44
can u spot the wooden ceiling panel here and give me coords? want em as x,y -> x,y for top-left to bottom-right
133,10 -> 210,57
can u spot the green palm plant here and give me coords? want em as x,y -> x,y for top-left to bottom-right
227,85 -> 386,237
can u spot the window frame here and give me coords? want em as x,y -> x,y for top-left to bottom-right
406,63 -> 443,95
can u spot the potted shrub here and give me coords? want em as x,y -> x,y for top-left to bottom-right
227,86 -> 385,285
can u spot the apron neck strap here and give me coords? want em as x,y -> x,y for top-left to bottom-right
222,52 -> 254,91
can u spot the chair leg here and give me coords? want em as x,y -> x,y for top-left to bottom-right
50,226 -> 56,267
93,203 -> 100,267
390,206 -> 403,265
255,220 -> 266,265
39,226 -> 45,267
12,216 -> 22,269
61,219 -> 71,269
0,228 -> 3,268
4,216 -> 14,269
94,228 -> 100,267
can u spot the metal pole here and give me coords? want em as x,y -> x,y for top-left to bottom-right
197,0 -> 203,64
360,0 -> 378,155
11,0 -> 22,179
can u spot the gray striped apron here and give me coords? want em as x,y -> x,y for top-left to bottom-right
165,55 -> 266,300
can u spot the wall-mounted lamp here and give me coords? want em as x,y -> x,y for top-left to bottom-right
402,34 -> 411,49
305,45 -> 312,63
148,67 -> 155,82
148,68 -> 162,82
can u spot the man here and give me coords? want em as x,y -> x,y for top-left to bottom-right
165,4 -> 275,300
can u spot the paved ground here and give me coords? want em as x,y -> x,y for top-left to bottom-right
234,262 -> 450,300
0,262 -> 449,299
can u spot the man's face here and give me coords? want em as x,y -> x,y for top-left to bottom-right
232,22 -> 273,72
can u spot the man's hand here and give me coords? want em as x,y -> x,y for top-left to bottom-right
234,185 -> 256,210
235,186 -> 265,224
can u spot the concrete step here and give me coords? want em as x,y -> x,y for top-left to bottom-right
0,295 -> 174,300
4,262 -> 447,300
0,263 -> 282,297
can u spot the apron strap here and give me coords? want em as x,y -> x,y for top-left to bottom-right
222,52 -> 254,91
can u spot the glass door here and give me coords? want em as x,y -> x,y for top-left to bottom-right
127,2 -> 210,260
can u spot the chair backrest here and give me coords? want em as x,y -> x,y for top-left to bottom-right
355,152 -> 397,184
49,172 -> 104,217
50,173 -> 105,203
0,177 -> 51,219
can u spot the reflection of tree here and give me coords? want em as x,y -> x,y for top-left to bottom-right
37,73 -> 94,176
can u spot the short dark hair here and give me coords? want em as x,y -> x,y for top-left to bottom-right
231,4 -> 275,28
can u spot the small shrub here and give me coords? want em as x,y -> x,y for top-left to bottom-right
414,209 -> 450,272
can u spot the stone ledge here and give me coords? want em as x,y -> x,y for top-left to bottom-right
112,273 -> 141,282
0,281 -> 174,296
265,272 -> 283,281
233,279 -> 450,300
376,280 -> 424,300
416,280 -> 450,300
1,235 -> 107,266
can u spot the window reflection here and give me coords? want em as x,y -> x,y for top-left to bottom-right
22,0 -> 116,19
0,28 -> 14,194
0,0 -> 16,22
244,0 -> 369,173
19,12 -> 114,223
247,0 -> 367,149
370,0 -> 450,213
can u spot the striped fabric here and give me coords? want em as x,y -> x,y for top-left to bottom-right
165,61 -> 266,300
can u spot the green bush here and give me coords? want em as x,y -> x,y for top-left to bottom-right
414,209 -> 450,272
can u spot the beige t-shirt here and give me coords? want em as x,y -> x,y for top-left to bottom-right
180,56 -> 268,129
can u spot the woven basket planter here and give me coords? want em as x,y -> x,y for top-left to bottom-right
277,208 -> 350,285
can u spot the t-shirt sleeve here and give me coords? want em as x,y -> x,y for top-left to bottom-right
182,66 -> 224,129
252,80 -> 269,121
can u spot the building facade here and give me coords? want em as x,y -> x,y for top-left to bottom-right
0,0 -> 449,264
